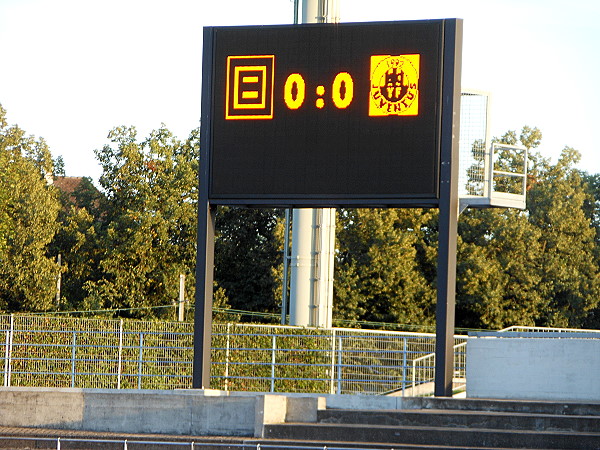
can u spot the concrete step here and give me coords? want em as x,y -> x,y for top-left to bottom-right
397,397 -> 600,416
263,422 -> 600,449
318,408 -> 600,432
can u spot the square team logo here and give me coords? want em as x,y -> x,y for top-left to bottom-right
225,55 -> 275,120
369,54 -> 420,116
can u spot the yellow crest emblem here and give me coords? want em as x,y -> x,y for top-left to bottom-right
369,54 -> 420,116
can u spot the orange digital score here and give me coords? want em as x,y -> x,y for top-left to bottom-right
225,62 -> 357,120
225,55 -> 275,120
283,72 -> 354,112
225,53 -> 421,120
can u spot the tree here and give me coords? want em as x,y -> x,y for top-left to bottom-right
49,179 -> 104,311
214,207 -> 283,315
526,147 -> 600,327
581,172 -> 600,250
0,104 -> 61,312
457,208 -> 545,328
334,208 -> 436,327
456,127 -> 600,329
84,125 -> 199,318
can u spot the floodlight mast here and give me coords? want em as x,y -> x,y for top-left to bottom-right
288,0 -> 338,329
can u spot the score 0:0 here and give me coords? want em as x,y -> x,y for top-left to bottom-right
284,72 -> 354,110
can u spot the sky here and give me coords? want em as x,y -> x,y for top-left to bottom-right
0,0 -> 598,181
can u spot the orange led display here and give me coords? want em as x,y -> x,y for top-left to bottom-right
283,72 -> 354,111
283,73 -> 306,110
206,20 -> 457,205
225,55 -> 275,120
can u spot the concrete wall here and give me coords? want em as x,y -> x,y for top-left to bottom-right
0,387 -> 325,437
0,388 -> 256,436
467,337 -> 600,401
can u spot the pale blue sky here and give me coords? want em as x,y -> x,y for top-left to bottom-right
0,0 -> 598,179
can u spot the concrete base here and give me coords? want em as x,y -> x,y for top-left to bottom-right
3,391 -> 600,449
0,387 -> 472,437
0,387 -> 323,437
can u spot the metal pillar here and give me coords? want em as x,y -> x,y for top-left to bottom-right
289,208 -> 335,328
315,208 -> 335,328
301,0 -> 339,23
434,18 -> 463,397
193,27 -> 217,389
289,209 -> 315,326
288,0 -> 338,329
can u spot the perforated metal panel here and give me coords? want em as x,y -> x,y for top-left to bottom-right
459,91 -> 490,198
459,91 -> 527,211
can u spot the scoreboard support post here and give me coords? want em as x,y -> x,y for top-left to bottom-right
434,18 -> 462,397
193,27 -> 217,389
193,199 -> 215,389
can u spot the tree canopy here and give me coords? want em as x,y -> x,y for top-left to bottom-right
0,104 -> 61,311
1,100 -> 599,330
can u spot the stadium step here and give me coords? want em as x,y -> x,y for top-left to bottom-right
263,398 -> 600,449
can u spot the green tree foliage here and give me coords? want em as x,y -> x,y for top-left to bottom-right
456,128 -> 600,329
334,208 -> 436,327
457,208 -> 545,328
527,148 -> 600,327
3,97 -> 600,331
214,207 -> 283,315
49,178 -> 104,311
84,125 -> 200,318
0,104 -> 61,311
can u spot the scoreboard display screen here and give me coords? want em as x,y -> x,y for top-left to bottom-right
202,20 -> 458,206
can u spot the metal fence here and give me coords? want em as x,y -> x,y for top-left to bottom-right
0,436 -> 399,450
499,325 -> 600,334
1,315 -> 467,395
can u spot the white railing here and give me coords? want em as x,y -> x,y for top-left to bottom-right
0,436 -> 396,449
499,325 -> 600,334
409,340 -> 467,396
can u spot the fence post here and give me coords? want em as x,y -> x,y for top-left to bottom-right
329,329 -> 336,394
270,334 -> 276,393
71,331 -> 77,388
137,333 -> 144,390
336,336 -> 343,394
224,323 -> 231,391
2,330 -> 7,387
117,319 -> 123,389
401,337 -> 407,397
4,314 -> 14,387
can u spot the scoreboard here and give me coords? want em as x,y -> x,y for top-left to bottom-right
201,19 -> 459,206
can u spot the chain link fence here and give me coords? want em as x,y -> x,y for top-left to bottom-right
1,315 -> 466,395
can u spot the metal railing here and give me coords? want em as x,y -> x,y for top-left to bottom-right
409,341 -> 467,396
1,315 -> 193,390
211,323 -> 468,395
0,436 -> 398,449
499,325 -> 600,334
1,314 -> 466,395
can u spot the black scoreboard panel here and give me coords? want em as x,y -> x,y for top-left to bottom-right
203,20 -> 453,206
